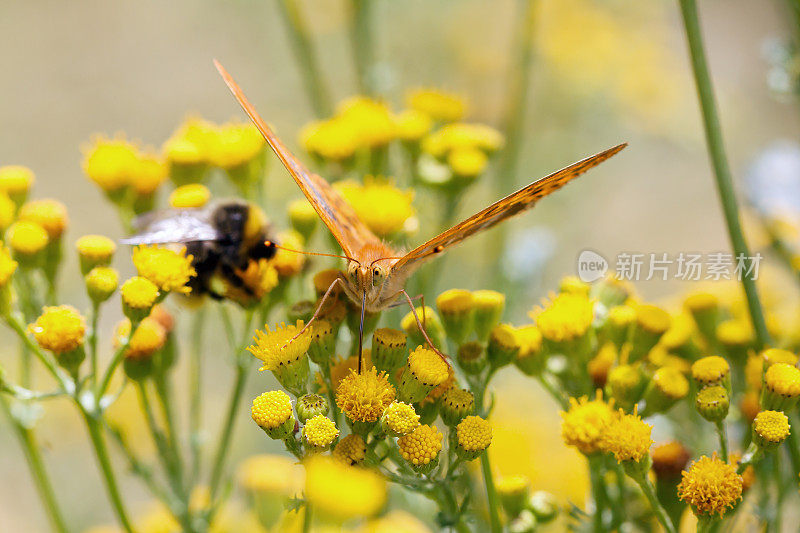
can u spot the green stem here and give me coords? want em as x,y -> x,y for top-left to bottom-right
81,410 -> 135,533
5,313 -> 69,391
302,502 -> 312,533
588,456 -> 606,532
137,383 -> 184,499
189,309 -> 205,485
536,373 -> 568,409
677,0 -> 770,349
350,0 -> 375,95
89,302 -> 100,390
97,320 -> 141,398
480,452 -> 502,533
715,421 -> 728,459
1,397 -> 69,533
276,0 -> 333,117
631,470 -> 677,533
208,364 -> 249,499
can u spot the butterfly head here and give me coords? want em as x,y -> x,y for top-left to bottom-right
346,260 -> 389,297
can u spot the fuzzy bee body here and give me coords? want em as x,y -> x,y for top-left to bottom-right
122,200 -> 277,300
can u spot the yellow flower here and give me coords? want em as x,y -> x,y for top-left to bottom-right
651,441 -> 691,479
0,192 -> 15,232
752,410 -> 790,447
209,121 -> 265,169
394,109 -> 433,141
287,198 -> 318,241
764,362 -> 800,397
651,366 -> 689,400
7,220 -> 49,256
82,136 -> 140,192
336,367 -> 396,423
250,390 -> 293,430
761,348 -> 798,368
132,245 -> 196,294
271,230 -> 305,277
407,346 -> 449,387
678,454 -> 743,517
560,392 -> 613,454
85,266 -> 119,302
607,304 -> 635,328
129,153 -> 167,196
363,510 -> 432,533
597,408 -> 653,463
406,88 -> 466,122
76,235 -> 116,263
333,434 -> 367,465
300,118 -> 359,161
448,147 -> 488,177
226,259 -> 278,303
337,96 -> 397,148
634,304 -> 670,335
248,321 -> 311,372
422,123 -> 504,158
335,178 -> 415,237
302,414 -> 339,449
691,356 -> 730,387
0,244 -> 18,286
683,291 -> 718,313
163,117 -> 217,165
18,199 -> 68,239
456,415 -> 492,454
237,454 -> 303,496
29,305 -> 86,354
120,276 -> 160,310
304,455 -> 386,520
532,292 -> 594,343
380,401 -> 420,436
397,424 -> 443,467
115,317 -> 167,360
716,319 -> 753,347
0,165 -> 34,196
169,184 -> 211,208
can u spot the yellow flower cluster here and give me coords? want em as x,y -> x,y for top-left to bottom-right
302,415 -> 339,449
456,415 -> 492,453
336,367 -> 396,423
248,321 -> 310,372
397,424 -> 443,467
82,135 -> 167,195
335,178 -> 415,237
251,390 -> 293,430
381,401 -> 420,436
29,305 -> 86,354
560,392 -> 613,454
304,455 -> 386,520
532,292 -> 594,343
597,408 -> 653,463
677,454 -> 743,517
407,346 -> 450,386
131,245 -> 196,294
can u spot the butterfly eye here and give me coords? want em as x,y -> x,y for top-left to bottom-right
373,268 -> 381,277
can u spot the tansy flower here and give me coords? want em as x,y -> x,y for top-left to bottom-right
560,391 -> 614,454
333,434 -> 367,465
210,121 -> 265,169
455,415 -> 492,460
271,230 -> 305,277
120,276 -> 160,318
129,153 -> 167,196
237,454 -> 303,496
658,313 -> 694,352
300,118 -> 359,162
169,183 -> 211,208
678,453 -> 743,517
716,319 -> 753,348
82,136 -> 140,193
296,394 -> 329,424
132,244 -> 196,294
7,220 -> 49,257
436,289 -> 475,344
606,364 -> 643,407
495,475 -> 531,517
18,199 -> 68,239
380,401 -> 419,437
76,235 -> 116,273
336,96 -> 397,148
423,123 -> 504,158
85,266 -> 119,303
643,366 -> 689,414
752,410 -> 790,449
761,348 -> 799,368
0,192 -> 16,232
248,321 -> 310,393
29,305 -> 86,354
162,117 -> 216,166
0,165 -> 35,199
532,292 -> 594,344
597,408 -> 653,463
762,362 -> 800,410
691,356 -> 730,388
115,317 -> 166,360
397,424 -> 443,471
394,109 -> 433,142
336,367 -> 396,425
251,390 -> 295,439
651,441 -> 691,479
472,290 -> 505,341
0,244 -> 18,287
684,291 -> 718,313
448,147 -> 488,178
302,414 -> 339,450
335,178 -> 415,237
588,342 -> 616,387
514,325 -> 545,375
226,259 -> 278,303
371,328 -> 408,372
304,455 -> 386,520
440,387 -> 474,426
406,88 -> 466,122
398,346 -> 450,403
287,198 -> 318,242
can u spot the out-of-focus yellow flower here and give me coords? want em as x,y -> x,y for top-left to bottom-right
136,502 -> 179,533
394,109 -> 433,142
335,178 -> 415,237
448,147 -> 488,178
337,96 -> 397,148
7,220 -> 49,257
532,292 -> 594,344
304,455 -> 386,520
85,266 -> 119,303
597,408 -> 652,463
287,198 -> 318,242
163,117 -> 217,165
29,305 -> 86,354
363,510 -> 432,533
237,454 -> 303,496
406,88 -> 466,123
115,317 -> 167,360
302,414 -> 339,449
422,123 -> 504,159
82,136 -> 140,193
271,230 -> 305,277
132,245 -> 196,294
0,243 -> 18,287
130,154 -> 168,196
651,441 -> 691,480
560,391 -> 613,454
0,165 -> 34,200
336,367 -> 395,424
333,433 -> 367,465
76,235 -> 116,264
169,184 -> 210,208
0,192 -> 16,231
300,118 -> 359,162
678,453 -> 743,517
18,199 -> 68,239
397,424 -> 443,469
210,121 -> 265,169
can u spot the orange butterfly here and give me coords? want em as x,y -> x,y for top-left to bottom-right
214,60 -> 626,368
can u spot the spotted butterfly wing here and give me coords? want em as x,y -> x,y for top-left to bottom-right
214,60 -> 381,259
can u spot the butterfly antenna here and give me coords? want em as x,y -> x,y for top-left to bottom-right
357,290 -> 366,374
265,241 -> 355,263
279,276 -> 342,350
399,289 -> 449,363
369,256 -> 405,266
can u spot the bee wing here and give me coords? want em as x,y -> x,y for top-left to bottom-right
121,209 -> 221,245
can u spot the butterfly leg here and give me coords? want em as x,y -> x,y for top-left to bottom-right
280,275 -> 344,349
399,289 -> 449,363
385,293 -> 423,309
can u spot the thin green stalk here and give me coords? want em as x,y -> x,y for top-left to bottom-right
715,421 -> 728,459
588,456 -> 606,532
350,0 -> 375,95
208,363 -> 249,499
276,0 -> 333,117
153,375 -> 185,494
81,410 -> 135,533
189,309 -> 205,484
137,383 -> 184,499
1,397 -> 69,533
480,452 -> 502,533
89,302 -> 100,389
631,471 -> 677,533
302,502 -> 312,533
677,0 -> 770,349
97,321 -> 140,398
6,313 -> 69,391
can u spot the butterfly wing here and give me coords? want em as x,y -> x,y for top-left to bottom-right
121,208 -> 220,245
389,143 -> 627,279
214,60 -> 379,259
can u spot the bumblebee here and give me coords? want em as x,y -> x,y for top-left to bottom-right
122,200 -> 277,301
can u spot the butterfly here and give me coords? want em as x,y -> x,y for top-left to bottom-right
214,60 -> 626,369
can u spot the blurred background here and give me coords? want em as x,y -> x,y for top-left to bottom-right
1,0 -> 798,530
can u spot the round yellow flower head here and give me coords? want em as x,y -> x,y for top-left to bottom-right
515,325 -> 543,359
132,244 -> 196,294
271,230 -> 305,277
163,117 -> 217,165
761,348 -> 799,368
607,305 -> 636,327
752,410 -> 790,448
18,199 -> 68,239
406,88 -> 466,122
0,244 -> 18,287
380,401 -> 420,437
691,356 -> 730,387
397,424 -> 443,468
0,165 -> 34,196
764,362 -> 800,397
336,96 -> 397,148
29,305 -> 86,354
248,321 -> 311,372
287,198 -> 318,241
333,434 -> 367,466
335,178 -> 415,237
7,220 -> 49,257
251,390 -> 293,430
300,118 -> 359,161
598,408 -> 653,463
429,123 -> 505,155
716,319 -> 753,347
76,235 -> 116,264
533,292 -> 594,343
634,304 -> 670,334
304,455 -> 386,520
448,147 -> 488,178
303,414 -> 339,449
225,259 -> 279,304
336,367 -> 396,423
652,366 -> 689,400
456,415 -> 492,458
437,288 -> 474,316
651,441 -> 691,479
85,266 -> 119,303
678,454 -> 743,517
441,386 -> 475,426
169,183 -> 211,208
120,276 -> 159,310
210,121 -> 265,169
395,109 -> 433,141
115,317 -> 167,360
82,136 -> 140,192
237,454 -> 303,495
0,192 -> 15,232
560,391 -> 614,454
659,313 -> 694,351
407,346 -> 449,387
129,153 -> 167,196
